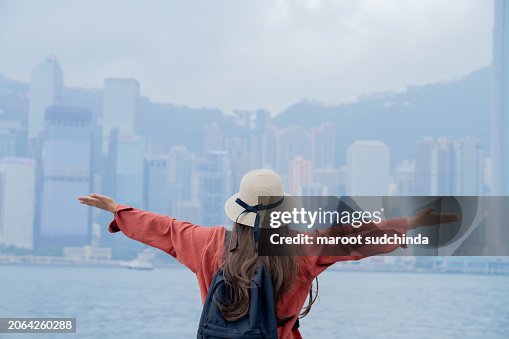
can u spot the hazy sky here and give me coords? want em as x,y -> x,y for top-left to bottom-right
0,0 -> 493,114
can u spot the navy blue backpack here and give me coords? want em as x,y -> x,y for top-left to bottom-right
197,231 -> 298,338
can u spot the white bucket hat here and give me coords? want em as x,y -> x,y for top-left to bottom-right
224,168 -> 295,229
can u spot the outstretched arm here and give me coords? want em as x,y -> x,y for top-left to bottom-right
308,208 -> 459,276
77,193 -> 215,273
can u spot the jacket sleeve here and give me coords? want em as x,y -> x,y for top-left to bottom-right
307,217 -> 409,277
108,204 -> 214,273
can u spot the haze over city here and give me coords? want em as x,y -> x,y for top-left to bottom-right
0,0 -> 493,113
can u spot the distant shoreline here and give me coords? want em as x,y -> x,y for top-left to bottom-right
1,254 -> 508,276
0,254 -> 180,269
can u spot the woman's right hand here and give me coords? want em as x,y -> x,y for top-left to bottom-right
77,193 -> 118,213
407,207 -> 459,230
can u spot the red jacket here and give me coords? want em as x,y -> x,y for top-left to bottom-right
108,204 -> 408,338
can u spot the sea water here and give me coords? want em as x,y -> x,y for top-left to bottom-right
0,265 -> 507,339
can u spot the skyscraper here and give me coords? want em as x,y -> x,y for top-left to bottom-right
414,137 -> 435,195
394,160 -> 415,196
346,140 -> 390,196
105,129 -> 144,208
38,106 -> 92,247
489,1 -> 509,255
28,57 -> 63,139
168,145 -> 195,202
415,137 -> 457,196
0,121 -> 25,158
434,138 -> 456,195
144,154 -> 171,214
248,109 -> 272,169
288,156 -> 313,194
457,136 -> 484,195
415,137 -> 484,196
225,137 -> 250,193
277,125 -> 309,175
258,124 -> 279,169
310,122 -> 335,169
0,157 -> 36,249
314,168 -> 345,195
102,78 -> 139,150
492,0 -> 509,195
198,151 -> 231,226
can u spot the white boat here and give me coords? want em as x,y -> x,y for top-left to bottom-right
127,259 -> 154,270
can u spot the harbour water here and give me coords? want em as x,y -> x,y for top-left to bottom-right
0,265 -> 508,338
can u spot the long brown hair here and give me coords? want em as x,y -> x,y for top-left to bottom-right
218,223 -> 318,322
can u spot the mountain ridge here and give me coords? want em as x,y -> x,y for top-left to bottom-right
0,66 -> 491,165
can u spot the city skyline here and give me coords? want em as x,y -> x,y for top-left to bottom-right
0,1 -> 504,258
0,54 -> 496,254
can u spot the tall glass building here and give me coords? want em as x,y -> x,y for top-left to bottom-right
144,154 -> 171,214
0,157 -> 36,249
198,151 -> 231,226
492,0 -> 509,195
105,129 -> 144,208
28,57 -> 63,140
38,106 -> 92,247
346,140 -> 390,196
